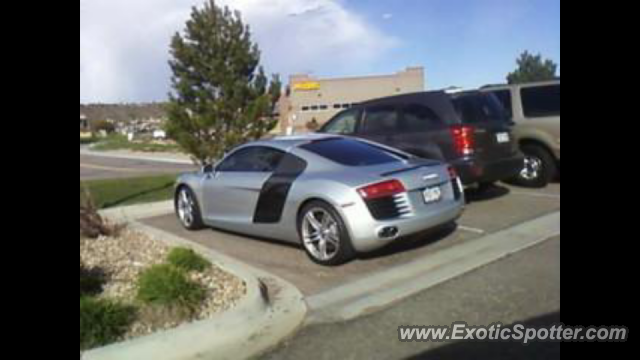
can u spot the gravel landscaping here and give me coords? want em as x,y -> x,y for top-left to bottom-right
80,227 -> 247,343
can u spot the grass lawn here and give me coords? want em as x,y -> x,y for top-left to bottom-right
80,137 -> 98,145
92,134 -> 181,153
81,174 -> 177,209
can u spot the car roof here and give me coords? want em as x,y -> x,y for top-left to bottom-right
358,91 -> 450,107
481,79 -> 560,91
248,133 -> 344,151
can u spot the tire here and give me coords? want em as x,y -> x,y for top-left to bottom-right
516,144 -> 557,188
298,200 -> 356,266
475,182 -> 496,193
175,186 -> 205,230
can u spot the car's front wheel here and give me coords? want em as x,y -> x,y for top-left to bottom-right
298,201 -> 356,266
516,144 -> 557,188
175,186 -> 205,230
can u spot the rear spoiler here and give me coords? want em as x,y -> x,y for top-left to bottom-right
381,163 -> 440,177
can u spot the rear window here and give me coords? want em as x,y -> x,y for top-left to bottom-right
521,84 -> 560,118
452,93 -> 509,124
489,90 -> 513,119
300,138 -> 402,166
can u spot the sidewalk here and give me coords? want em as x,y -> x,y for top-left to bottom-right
262,237 -> 560,360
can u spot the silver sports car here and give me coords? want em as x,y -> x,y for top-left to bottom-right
175,134 -> 465,266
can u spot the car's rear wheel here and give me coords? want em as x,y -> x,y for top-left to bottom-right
298,201 -> 356,266
175,186 -> 205,230
516,144 -> 556,188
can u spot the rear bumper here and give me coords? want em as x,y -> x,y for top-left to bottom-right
341,191 -> 465,253
452,154 -> 524,185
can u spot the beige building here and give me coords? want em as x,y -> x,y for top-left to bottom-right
277,67 -> 425,134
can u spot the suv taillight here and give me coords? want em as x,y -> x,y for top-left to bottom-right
448,165 -> 458,179
451,125 -> 475,156
358,180 -> 406,200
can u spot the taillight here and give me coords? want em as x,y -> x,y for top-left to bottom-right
448,165 -> 458,180
358,180 -> 406,200
448,165 -> 463,200
451,125 -> 475,156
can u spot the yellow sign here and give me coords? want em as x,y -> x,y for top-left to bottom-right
293,81 -> 321,91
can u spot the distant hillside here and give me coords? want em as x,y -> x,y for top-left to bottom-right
80,103 -> 167,123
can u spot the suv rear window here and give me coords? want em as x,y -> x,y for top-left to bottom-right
521,84 -> 560,118
452,93 -> 509,124
300,138 -> 402,166
489,90 -> 513,119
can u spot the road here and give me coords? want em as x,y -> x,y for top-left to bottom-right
80,153 -> 196,180
262,237 -> 560,360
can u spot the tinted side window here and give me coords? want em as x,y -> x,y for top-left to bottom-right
490,90 -> 513,119
401,104 -> 442,132
362,106 -> 399,134
521,85 -> 561,118
453,94 -> 508,124
322,109 -> 360,135
300,139 -> 401,166
217,146 -> 285,172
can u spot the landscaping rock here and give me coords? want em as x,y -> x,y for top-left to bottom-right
80,228 -> 247,341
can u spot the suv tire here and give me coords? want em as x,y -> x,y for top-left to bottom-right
516,144 -> 556,188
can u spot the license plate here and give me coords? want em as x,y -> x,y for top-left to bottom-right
496,132 -> 510,143
423,186 -> 442,204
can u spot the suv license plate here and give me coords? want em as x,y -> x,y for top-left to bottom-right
423,186 -> 442,204
496,132 -> 510,143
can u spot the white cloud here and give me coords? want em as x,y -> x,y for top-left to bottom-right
80,0 -> 398,103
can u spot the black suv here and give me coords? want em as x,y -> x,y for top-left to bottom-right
318,91 -> 524,187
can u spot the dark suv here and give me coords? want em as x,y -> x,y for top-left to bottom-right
318,91 -> 524,187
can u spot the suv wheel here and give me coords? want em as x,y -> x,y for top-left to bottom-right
516,144 -> 556,188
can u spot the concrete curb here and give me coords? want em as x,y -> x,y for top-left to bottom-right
305,211 -> 561,324
84,203 -> 307,360
80,148 -> 193,165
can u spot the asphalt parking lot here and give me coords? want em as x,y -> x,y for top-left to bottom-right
142,182 -> 560,296
80,154 -> 196,180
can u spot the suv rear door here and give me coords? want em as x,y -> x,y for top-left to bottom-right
354,103 -> 450,161
450,93 -> 518,162
356,104 -> 401,145
394,103 -> 450,160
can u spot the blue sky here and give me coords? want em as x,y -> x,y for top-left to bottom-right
80,0 -> 560,103
342,0 -> 561,89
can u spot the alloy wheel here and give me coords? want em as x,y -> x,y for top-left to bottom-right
301,208 -> 341,261
177,189 -> 195,228
520,156 -> 543,181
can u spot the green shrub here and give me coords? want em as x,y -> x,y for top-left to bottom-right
167,248 -> 211,272
80,297 -> 136,351
80,137 -> 97,145
137,264 -> 206,311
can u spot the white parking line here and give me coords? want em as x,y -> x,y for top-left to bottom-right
510,191 -> 561,200
458,225 -> 486,235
